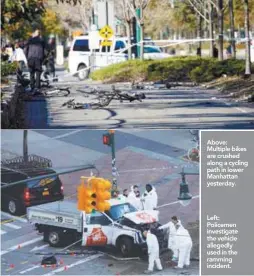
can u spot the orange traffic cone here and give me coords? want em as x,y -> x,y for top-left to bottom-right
18,245 -> 21,249
64,266 -> 68,270
10,264 -> 15,268
60,259 -> 64,265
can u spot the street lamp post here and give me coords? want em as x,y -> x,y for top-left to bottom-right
178,168 -> 198,206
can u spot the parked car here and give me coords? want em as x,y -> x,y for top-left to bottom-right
68,36 -> 170,80
1,167 -> 64,216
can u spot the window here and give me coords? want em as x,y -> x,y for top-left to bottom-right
106,203 -> 137,221
86,211 -> 111,226
114,41 -> 126,51
73,39 -> 89,52
144,46 -> 161,54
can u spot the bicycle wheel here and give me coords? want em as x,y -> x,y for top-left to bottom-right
188,147 -> 200,162
57,88 -> 70,97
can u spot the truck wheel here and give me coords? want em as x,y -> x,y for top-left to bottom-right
48,230 -> 62,247
43,231 -> 49,242
7,198 -> 25,216
77,64 -> 89,80
118,237 -> 134,257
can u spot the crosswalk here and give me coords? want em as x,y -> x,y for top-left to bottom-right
1,211 -> 28,236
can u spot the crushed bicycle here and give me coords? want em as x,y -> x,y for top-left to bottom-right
61,85 -> 146,109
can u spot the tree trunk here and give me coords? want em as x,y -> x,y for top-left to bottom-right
23,130 -> 28,162
244,0 -> 251,75
197,15 -> 202,56
217,0 -> 224,60
132,17 -> 137,58
229,0 -> 236,58
140,23 -> 144,60
126,21 -> 132,60
209,3 -> 214,57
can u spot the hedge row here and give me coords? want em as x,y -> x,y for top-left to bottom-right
1,62 -> 18,77
91,57 -> 250,83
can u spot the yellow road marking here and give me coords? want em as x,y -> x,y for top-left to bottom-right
1,214 -> 26,225
21,261 -> 28,264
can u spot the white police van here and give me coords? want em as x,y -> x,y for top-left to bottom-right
68,36 -> 170,80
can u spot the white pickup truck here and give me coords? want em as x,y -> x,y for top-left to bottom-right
27,198 -> 165,257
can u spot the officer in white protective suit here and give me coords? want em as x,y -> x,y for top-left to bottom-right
174,223 -> 193,269
127,185 -> 142,210
141,184 -> 158,211
158,216 -> 180,261
143,230 -> 163,274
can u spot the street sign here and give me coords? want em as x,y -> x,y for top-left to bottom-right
99,25 -> 114,40
96,0 -> 115,32
88,30 -> 100,50
101,40 -> 112,46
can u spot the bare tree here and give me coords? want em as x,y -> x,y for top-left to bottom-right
117,0 -> 133,59
228,0 -> 236,58
77,0 -> 92,32
127,0 -> 152,60
243,0 -> 251,75
217,0 -> 224,60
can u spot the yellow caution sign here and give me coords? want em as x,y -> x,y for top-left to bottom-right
101,40 -> 112,47
99,25 -> 114,39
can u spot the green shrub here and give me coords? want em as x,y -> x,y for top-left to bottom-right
90,57 -> 248,84
1,62 -> 18,77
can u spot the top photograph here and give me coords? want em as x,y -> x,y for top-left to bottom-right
1,0 -> 254,129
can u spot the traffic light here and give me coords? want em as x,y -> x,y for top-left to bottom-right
103,134 -> 111,146
89,177 -> 112,212
77,177 -> 112,213
83,186 -> 97,213
77,182 -> 86,211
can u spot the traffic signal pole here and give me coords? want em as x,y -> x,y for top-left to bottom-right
102,130 -> 118,194
109,130 -> 117,192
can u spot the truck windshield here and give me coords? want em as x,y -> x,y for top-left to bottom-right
144,46 -> 161,53
106,203 -> 137,221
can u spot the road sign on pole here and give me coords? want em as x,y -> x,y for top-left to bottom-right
96,0 -> 115,32
99,25 -> 114,40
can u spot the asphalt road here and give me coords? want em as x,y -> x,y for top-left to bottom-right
24,74 -> 254,129
1,130 -> 199,275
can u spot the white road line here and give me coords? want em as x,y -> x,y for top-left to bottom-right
0,237 -> 43,256
30,244 -> 49,252
1,211 -> 28,223
52,130 -> 84,139
157,195 -> 199,209
236,107 -> 248,113
4,223 -> 21,229
42,253 -> 103,276
1,229 -> 7,235
19,265 -> 40,274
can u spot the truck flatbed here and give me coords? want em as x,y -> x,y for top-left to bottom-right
27,201 -> 82,232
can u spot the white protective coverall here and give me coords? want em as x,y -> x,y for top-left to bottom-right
146,231 -> 163,271
159,220 -> 181,259
175,224 -> 193,268
127,186 -> 142,210
142,187 -> 158,211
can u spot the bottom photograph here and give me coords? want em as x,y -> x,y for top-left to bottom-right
1,129 -> 199,276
